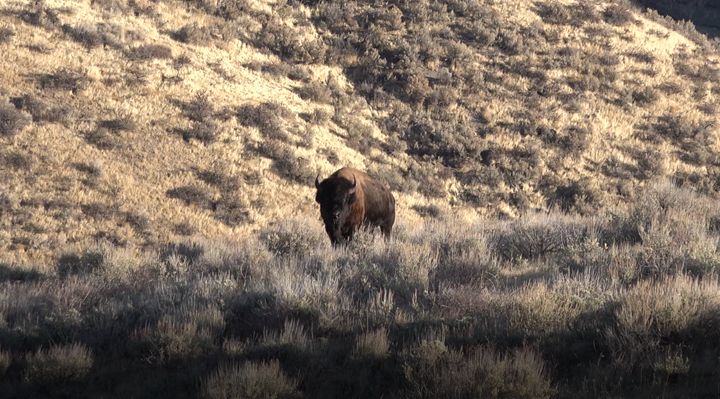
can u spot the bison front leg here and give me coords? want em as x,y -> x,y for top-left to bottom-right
342,227 -> 355,242
380,224 -> 392,241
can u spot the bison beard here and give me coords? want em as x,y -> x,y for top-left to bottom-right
314,167 -> 396,245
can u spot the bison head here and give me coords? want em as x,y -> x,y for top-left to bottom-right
315,174 -> 357,244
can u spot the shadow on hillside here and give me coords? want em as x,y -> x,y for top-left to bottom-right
635,0 -> 720,37
0,263 -> 43,282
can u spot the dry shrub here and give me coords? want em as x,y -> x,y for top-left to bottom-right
99,117 -> 136,132
296,81 -> 334,104
213,194 -> 251,227
355,328 -> 389,358
0,100 -> 31,137
184,120 -> 220,144
185,0 -> 252,20
635,148 -> 668,179
537,125 -> 590,153
0,26 -> 15,43
86,127 -> 122,150
37,69 -> 89,93
182,92 -> 214,122
24,343 -> 94,384
490,277 -> 612,341
491,214 -> 589,261
197,168 -> 240,191
174,222 -> 196,236
654,113 -> 710,142
302,108 -> 332,125
0,349 -> 10,377
261,319 -> 311,350
171,23 -> 214,44
548,178 -> 604,214
81,202 -> 115,220
536,2 -> 598,27
257,17 -> 326,64
19,0 -> 61,29
237,102 -> 291,139
404,345 -> 554,399
254,139 -> 314,183
56,248 -> 106,278
10,94 -> 67,124
134,317 -> 215,364
123,210 -> 150,233
62,23 -> 119,49
626,50 -> 655,64
430,234 -> 498,288
204,360 -> 299,399
166,185 -> 213,209
0,152 -> 33,171
260,218 -> 327,256
632,86 -> 659,107
412,204 -> 442,218
608,275 -> 720,368
603,4 -> 634,26
128,44 -> 173,60
650,345 -> 690,380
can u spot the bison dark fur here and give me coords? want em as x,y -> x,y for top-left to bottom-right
315,167 -> 396,245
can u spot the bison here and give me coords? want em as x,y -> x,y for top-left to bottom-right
315,167 -> 396,245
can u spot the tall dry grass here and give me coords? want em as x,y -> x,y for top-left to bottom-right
0,182 -> 719,397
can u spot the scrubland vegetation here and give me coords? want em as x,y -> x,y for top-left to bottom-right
1,0 -> 720,397
1,0 -> 719,262
1,183 -> 720,398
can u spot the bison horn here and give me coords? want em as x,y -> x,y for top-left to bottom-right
348,174 -> 357,194
315,174 -> 321,189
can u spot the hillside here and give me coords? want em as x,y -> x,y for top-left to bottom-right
0,0 -> 719,265
2,1 -> 720,398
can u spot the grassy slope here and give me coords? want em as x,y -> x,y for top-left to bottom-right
1,1 -> 720,397
0,0 -> 416,265
0,0 -> 718,265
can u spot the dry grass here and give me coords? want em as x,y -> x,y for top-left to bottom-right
204,360 -> 299,399
0,100 -> 31,137
0,183 -> 718,397
23,343 -> 93,385
0,0 -> 720,396
0,0 -> 718,265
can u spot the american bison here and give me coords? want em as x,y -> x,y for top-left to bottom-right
315,167 -> 395,245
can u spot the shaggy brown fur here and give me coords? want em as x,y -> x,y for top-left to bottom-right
315,167 -> 395,244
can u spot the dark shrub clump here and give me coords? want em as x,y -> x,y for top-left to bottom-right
0,101 -> 31,137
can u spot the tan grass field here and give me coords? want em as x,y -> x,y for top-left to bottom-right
1,1 -> 720,397
0,0 -> 718,266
